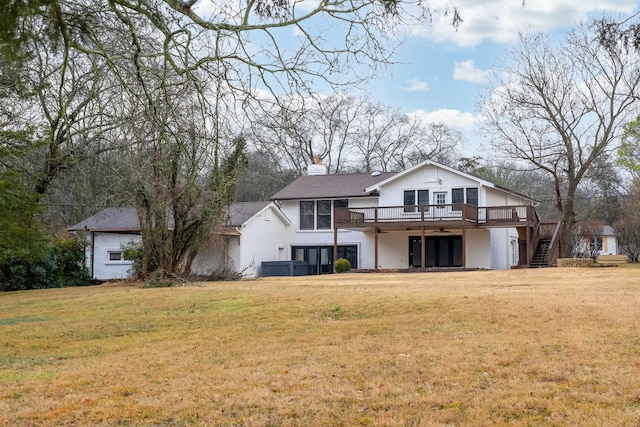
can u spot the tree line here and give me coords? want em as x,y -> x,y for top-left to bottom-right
2,4 -> 640,289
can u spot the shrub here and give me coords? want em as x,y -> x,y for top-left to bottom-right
122,241 -> 144,279
334,257 -> 351,273
55,235 -> 94,287
144,269 -> 189,288
0,235 -> 93,292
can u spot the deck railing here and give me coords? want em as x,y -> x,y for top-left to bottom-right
539,222 -> 557,240
335,204 -> 532,227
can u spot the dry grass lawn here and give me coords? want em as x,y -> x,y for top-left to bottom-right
2,267 -> 640,426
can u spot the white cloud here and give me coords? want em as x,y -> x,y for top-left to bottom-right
404,78 -> 431,92
409,109 -> 479,132
412,0 -> 638,47
453,60 -> 488,84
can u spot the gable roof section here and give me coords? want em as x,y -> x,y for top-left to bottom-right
270,172 -> 395,201
227,201 -> 290,226
365,159 -> 493,192
227,201 -> 270,226
364,159 -> 535,203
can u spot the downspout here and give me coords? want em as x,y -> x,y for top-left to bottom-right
236,226 -> 242,274
90,231 -> 95,279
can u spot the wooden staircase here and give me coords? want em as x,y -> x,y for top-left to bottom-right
529,239 -> 552,268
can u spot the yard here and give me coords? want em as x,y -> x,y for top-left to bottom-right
2,267 -> 640,426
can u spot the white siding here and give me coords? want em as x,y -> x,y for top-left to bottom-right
239,205 -> 291,277
376,166 -> 482,207
191,205 -> 293,278
191,235 -> 230,276
485,187 -> 530,207
602,235 -> 618,255
377,231 -> 409,269
466,229 -> 492,269
90,232 -> 141,280
489,228 -> 519,270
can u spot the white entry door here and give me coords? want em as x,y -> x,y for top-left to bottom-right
434,192 -> 447,219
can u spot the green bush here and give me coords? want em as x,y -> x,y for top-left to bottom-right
122,241 -> 144,279
334,257 -> 351,273
0,235 -> 93,292
55,235 -> 93,287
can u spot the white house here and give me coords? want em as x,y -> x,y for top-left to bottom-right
68,202 -> 291,280
269,159 -> 546,273
70,160 -> 554,280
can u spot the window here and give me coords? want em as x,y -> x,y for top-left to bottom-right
451,187 -> 478,211
435,192 -> 446,205
589,236 -> 603,252
300,201 -> 314,230
317,200 -> 332,229
292,245 -> 358,274
404,190 -> 416,212
300,199 -> 348,230
334,199 -> 348,209
417,190 -> 429,207
405,190 -> 428,213
108,251 -> 123,261
466,188 -> 478,206
452,188 -> 464,211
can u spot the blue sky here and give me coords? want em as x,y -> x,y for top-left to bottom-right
195,0 -> 640,155
362,0 -> 640,154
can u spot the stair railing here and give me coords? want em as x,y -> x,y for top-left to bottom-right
527,207 -> 541,267
545,220 -> 562,267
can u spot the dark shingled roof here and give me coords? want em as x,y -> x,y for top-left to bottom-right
68,207 -> 140,232
68,203 -> 270,232
227,201 -> 269,226
270,172 -> 396,201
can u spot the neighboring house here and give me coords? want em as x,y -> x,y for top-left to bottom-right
70,159 -> 553,279
572,220 -> 618,257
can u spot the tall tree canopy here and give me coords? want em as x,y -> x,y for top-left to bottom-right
480,17 -> 640,256
1,0 -> 459,93
251,94 -> 460,175
1,0 -> 461,279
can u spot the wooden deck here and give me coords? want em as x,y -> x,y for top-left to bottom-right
334,204 -> 536,230
333,204 -> 559,269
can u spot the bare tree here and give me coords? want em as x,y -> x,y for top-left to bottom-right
401,122 -> 461,169
251,94 -> 361,174
572,220 -> 603,260
1,0 -> 463,279
253,95 -> 461,174
3,0 -> 460,99
1,20 -> 118,196
480,19 -> 640,256
116,65 -> 247,277
351,100 -> 414,172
